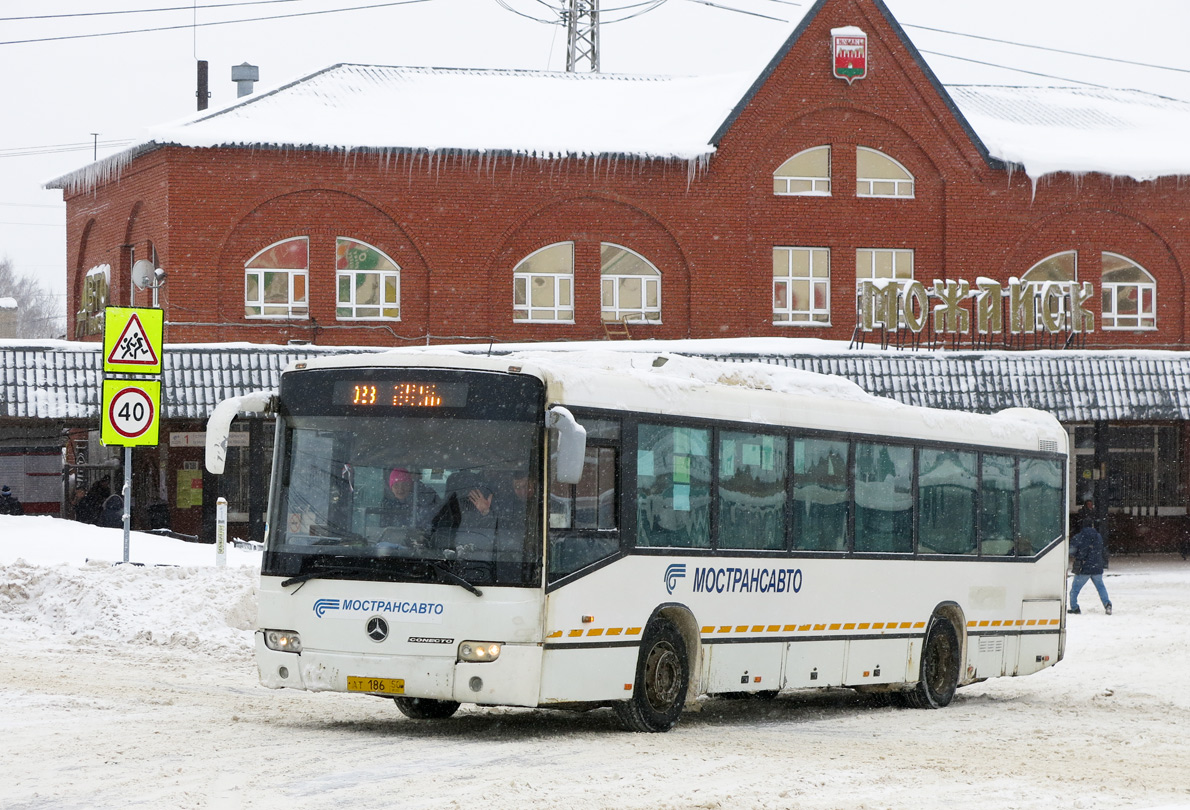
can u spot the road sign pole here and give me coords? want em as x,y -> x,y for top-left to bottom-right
122,446 -> 132,563
216,497 -> 228,568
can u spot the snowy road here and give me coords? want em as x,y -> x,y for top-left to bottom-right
2,523 -> 1189,809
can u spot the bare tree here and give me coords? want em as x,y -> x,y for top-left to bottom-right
0,257 -> 65,338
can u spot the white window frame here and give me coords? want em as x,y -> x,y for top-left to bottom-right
513,242 -> 575,323
773,247 -> 831,326
1101,252 -> 1156,331
856,248 -> 914,328
1023,251 -> 1077,330
856,147 -> 915,198
773,146 -> 831,196
601,243 -> 662,323
335,238 -> 401,321
244,237 -> 309,320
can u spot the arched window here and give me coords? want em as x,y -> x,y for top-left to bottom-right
335,238 -> 400,320
513,243 -> 574,322
601,243 -> 661,323
245,237 -> 308,319
856,147 -> 914,198
773,146 -> 831,196
773,247 -> 830,325
1101,253 -> 1156,330
1023,251 -> 1076,327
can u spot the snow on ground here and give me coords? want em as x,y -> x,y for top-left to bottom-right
2,514 -> 1189,810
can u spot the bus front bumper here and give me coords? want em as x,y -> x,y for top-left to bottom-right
255,633 -> 543,707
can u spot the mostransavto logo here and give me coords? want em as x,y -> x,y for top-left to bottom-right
664,563 -> 687,595
312,597 -> 447,624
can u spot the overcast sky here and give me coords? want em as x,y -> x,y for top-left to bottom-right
2,0 -> 1189,308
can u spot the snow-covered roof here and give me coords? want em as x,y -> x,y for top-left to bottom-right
6,338 -> 1190,423
48,61 -> 1190,193
947,85 -> 1190,181
0,341 -> 383,421
166,64 -> 753,161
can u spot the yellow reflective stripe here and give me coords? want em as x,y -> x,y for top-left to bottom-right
550,614 -> 1061,641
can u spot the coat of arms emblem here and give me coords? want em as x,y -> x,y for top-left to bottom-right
832,26 -> 868,84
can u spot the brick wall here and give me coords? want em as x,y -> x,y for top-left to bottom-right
62,0 -> 1189,350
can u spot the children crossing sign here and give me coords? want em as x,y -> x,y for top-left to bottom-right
101,379 -> 161,447
103,307 -> 163,374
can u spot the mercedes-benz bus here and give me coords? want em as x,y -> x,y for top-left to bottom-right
206,349 -> 1068,732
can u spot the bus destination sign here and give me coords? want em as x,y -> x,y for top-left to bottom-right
333,380 -> 469,408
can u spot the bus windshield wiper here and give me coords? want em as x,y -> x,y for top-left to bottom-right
280,563 -> 377,588
426,561 -> 483,598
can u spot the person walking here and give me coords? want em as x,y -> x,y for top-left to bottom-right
1069,521 -> 1112,615
0,485 -> 24,515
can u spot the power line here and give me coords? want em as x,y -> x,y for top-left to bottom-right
0,0 -> 307,23
0,140 -> 134,159
683,0 -> 787,22
0,0 -> 434,46
919,49 -> 1115,90
903,23 -> 1190,76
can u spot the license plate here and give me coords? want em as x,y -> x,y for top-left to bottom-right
347,676 -> 405,695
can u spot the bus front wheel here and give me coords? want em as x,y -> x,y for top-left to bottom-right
614,617 -> 689,732
905,616 -> 961,709
394,697 -> 461,720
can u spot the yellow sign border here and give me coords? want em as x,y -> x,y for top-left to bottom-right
103,307 -> 163,375
101,378 -> 162,447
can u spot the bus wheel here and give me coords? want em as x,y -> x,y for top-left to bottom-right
394,697 -> 461,720
614,618 -> 689,732
905,616 -> 961,710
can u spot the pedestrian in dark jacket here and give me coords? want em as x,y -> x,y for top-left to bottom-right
74,480 -> 109,525
1069,524 -> 1112,614
0,485 -> 24,516
99,494 -> 124,528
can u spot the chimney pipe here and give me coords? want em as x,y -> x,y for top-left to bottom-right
197,60 -> 210,111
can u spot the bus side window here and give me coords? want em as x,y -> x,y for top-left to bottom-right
980,453 -> 1017,556
718,430 -> 787,550
549,447 -> 617,530
548,445 -> 619,579
1019,457 -> 1063,555
792,438 -> 849,551
853,441 -> 913,554
636,424 -> 712,549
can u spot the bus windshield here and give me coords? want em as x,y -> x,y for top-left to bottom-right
264,370 -> 544,588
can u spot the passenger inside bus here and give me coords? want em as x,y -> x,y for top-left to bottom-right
374,467 -> 440,539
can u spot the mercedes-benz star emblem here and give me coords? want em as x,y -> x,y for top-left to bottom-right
366,616 -> 389,642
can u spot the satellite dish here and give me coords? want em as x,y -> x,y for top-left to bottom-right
132,260 -> 155,290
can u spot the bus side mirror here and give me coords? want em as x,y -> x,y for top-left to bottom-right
205,390 -> 276,474
547,406 -> 587,485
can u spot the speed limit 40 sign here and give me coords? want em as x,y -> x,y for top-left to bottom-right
101,379 -> 161,447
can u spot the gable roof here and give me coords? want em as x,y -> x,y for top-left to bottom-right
46,0 -> 1190,192
708,0 -> 995,169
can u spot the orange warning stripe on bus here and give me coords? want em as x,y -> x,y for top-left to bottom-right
547,616 -> 1059,641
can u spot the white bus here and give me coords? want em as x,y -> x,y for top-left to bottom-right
207,349 -> 1068,732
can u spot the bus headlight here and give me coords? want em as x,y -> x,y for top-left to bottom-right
458,641 -> 501,662
264,630 -> 303,653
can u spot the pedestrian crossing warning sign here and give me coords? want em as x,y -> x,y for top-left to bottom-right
103,307 -> 163,374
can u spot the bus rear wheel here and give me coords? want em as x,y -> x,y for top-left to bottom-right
614,617 -> 689,732
905,616 -> 961,709
394,697 -> 461,720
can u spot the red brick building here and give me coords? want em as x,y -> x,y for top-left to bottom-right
52,0 -> 1190,352
38,0 -> 1190,549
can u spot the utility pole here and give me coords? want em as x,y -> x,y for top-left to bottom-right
565,0 -> 599,73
